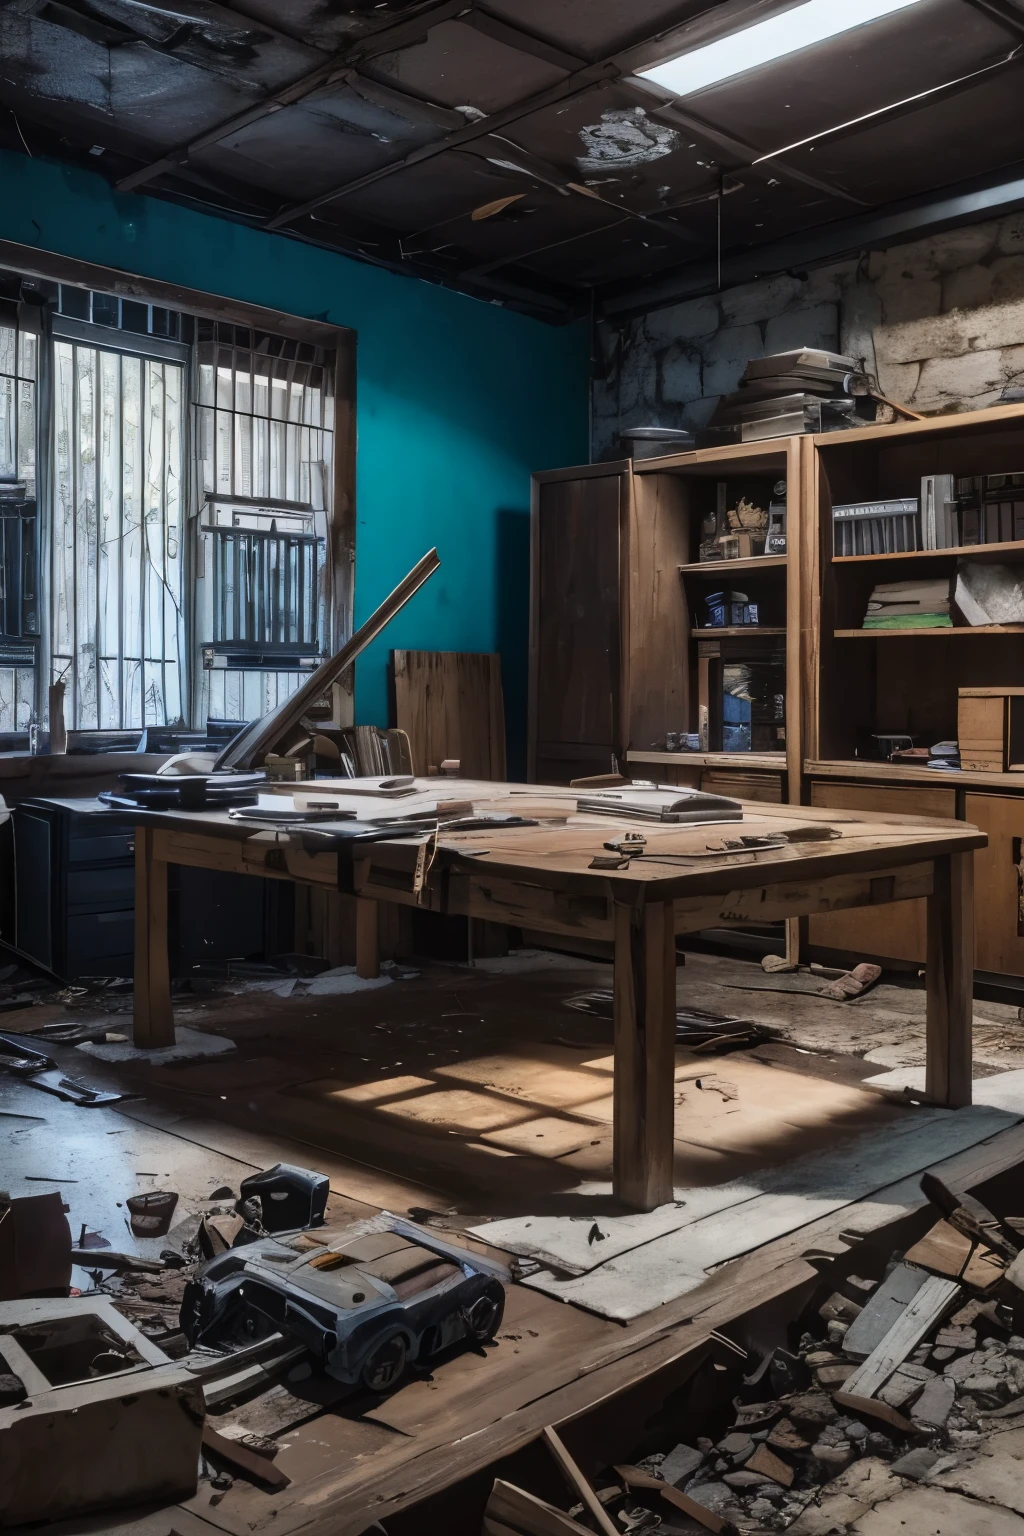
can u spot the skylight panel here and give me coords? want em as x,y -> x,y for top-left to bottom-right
637,0 -> 931,98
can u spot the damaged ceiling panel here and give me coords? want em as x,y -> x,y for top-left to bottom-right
362,18 -> 571,115
188,77 -> 456,203
1,0 -> 1024,320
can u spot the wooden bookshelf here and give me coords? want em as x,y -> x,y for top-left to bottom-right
805,402 -> 1024,980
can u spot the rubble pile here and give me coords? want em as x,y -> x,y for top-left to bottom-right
513,1173 -> 1024,1536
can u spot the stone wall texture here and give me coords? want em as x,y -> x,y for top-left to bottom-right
592,214 -> 1024,459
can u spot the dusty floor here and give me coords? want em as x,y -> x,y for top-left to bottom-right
6,945 -> 1024,1536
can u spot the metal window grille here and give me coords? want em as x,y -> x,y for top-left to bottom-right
194,331 -> 333,722
0,312 -> 38,729
51,338 -> 185,729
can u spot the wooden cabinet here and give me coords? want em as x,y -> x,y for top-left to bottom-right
807,781 -> 956,963
530,467 -> 624,784
531,440 -> 804,787
964,793 -> 1024,976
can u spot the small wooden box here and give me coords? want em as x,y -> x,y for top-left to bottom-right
958,688 -> 1024,772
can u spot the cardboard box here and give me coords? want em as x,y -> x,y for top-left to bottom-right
958,688 -> 1024,772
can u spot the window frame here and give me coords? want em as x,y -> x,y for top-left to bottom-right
0,239 -> 355,739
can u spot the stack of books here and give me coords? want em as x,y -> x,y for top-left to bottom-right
862,578 -> 952,629
711,349 -> 869,442
957,472 -> 1024,545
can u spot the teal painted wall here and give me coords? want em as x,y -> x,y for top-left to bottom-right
0,152 -> 589,773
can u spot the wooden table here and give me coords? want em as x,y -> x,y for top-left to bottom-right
128,781 -> 984,1210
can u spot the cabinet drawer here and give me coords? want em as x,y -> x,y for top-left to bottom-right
67,831 -> 135,865
807,781 -> 957,964
67,866 -> 136,911
702,769 -> 783,803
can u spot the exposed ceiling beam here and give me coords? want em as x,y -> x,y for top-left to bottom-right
467,175 -> 739,278
264,1 -> 861,235
114,0 -> 468,193
264,59 -> 621,230
599,163 -> 1024,319
461,10 -> 587,72
961,0 -> 1024,42
749,46 -> 1024,163
644,93 -> 866,207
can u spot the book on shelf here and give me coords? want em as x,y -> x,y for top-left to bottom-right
742,348 -> 857,380
833,497 -> 920,555
956,472 -> 1024,546
921,474 -> 957,549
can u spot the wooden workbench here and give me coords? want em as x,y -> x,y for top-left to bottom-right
128,780 -> 985,1210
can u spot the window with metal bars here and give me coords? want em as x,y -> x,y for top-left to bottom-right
193,327 -> 333,722
0,276 -> 340,741
0,305 -> 38,730
51,333 -> 185,730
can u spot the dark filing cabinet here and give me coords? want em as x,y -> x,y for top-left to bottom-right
6,796 -> 291,981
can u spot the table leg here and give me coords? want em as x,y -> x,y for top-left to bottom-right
355,897 -> 380,980
133,826 -> 174,1048
926,851 -> 974,1107
613,899 -> 676,1211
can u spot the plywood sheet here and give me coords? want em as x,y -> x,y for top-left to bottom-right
394,650 -> 507,779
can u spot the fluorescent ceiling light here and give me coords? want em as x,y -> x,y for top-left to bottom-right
638,0 -> 930,98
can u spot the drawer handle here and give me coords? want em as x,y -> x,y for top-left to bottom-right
126,840 -> 134,854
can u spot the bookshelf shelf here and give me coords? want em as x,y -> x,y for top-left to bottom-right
834,625 -> 1024,637
833,540 -> 1024,564
679,555 -> 787,575
691,626 -> 786,638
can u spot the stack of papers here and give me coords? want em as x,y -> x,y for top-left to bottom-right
576,785 -> 742,823
863,578 -> 952,629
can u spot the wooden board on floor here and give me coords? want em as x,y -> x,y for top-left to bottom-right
394,650 -> 506,779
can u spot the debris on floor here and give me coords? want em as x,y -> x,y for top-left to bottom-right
564,990 -> 776,1052
0,1031 -> 131,1105
483,1169 -> 1024,1535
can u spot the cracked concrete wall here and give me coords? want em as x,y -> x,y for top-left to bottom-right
592,213 -> 1024,460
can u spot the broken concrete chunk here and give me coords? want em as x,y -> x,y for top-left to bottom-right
811,1440 -> 855,1471
767,1418 -> 811,1453
745,1444 -> 794,1487
879,1368 -> 930,1409
659,1442 -> 704,1486
910,1375 -> 956,1429
935,1326 -> 977,1352
890,1446 -> 941,1481
787,1390 -> 838,1428
684,1480 -> 732,1514
819,1291 -> 863,1324
716,1431 -> 754,1464
842,1262 -> 929,1360
722,1468 -> 771,1488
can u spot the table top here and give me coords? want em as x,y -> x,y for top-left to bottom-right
129,777 -> 986,900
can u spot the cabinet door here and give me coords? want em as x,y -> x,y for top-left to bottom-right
807,782 -> 956,963
532,474 -> 622,782
964,793 -> 1024,976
